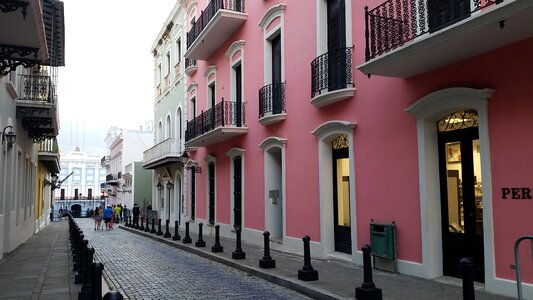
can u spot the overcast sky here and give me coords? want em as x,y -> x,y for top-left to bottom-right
57,0 -> 176,155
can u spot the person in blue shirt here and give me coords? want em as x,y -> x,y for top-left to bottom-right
104,206 -> 114,229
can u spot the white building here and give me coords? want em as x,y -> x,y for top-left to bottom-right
102,126 -> 154,206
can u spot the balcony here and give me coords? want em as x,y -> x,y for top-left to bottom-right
105,174 -> 120,186
185,0 -> 247,60
184,58 -> 198,76
38,137 -> 60,173
259,82 -> 286,126
101,155 -> 110,167
311,47 -> 356,108
0,0 -> 65,75
143,138 -> 187,169
358,0 -> 533,78
16,74 -> 59,141
185,100 -> 247,147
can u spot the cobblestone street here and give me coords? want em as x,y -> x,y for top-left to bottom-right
77,219 -> 309,299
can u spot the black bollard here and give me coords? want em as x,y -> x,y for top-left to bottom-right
103,291 -> 124,300
145,217 -> 151,232
297,235 -> 318,281
75,239 -> 89,283
157,219 -> 164,235
183,221 -> 192,243
460,257 -> 475,300
73,233 -> 84,271
259,231 -> 276,268
128,216 -> 132,227
164,219 -> 171,238
139,217 -> 144,230
91,262 -> 104,300
134,216 -> 140,229
150,218 -> 156,234
355,244 -> 382,300
211,225 -> 223,253
78,248 -> 95,299
172,221 -> 181,241
195,223 -> 206,247
232,226 -> 246,259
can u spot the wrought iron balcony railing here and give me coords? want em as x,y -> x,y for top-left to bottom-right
311,47 -> 354,98
259,82 -> 285,118
364,0 -> 504,62
185,58 -> 197,69
185,99 -> 246,142
186,0 -> 245,49
18,74 -> 55,102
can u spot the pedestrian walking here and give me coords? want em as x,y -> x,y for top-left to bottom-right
122,205 -> 128,224
93,210 -> 101,230
114,205 -> 122,223
104,206 -> 113,230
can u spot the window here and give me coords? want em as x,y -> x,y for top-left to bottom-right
166,115 -> 171,139
166,52 -> 171,76
176,39 -> 182,63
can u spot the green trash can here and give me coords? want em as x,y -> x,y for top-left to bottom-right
370,223 -> 396,260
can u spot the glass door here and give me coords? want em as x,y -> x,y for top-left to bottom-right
438,111 -> 484,282
332,134 -> 351,254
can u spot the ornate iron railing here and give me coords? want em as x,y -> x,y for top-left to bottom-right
185,58 -> 197,69
364,0 -> 504,61
185,99 -> 246,142
18,74 -> 53,102
186,0 -> 245,49
311,47 -> 354,98
259,82 -> 285,118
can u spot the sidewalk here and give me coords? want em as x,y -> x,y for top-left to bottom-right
119,222 -> 512,300
0,221 -> 77,300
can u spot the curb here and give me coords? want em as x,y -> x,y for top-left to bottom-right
119,225 -> 345,300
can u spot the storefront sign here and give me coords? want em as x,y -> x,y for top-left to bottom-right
501,188 -> 533,200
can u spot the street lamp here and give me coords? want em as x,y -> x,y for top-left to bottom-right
156,182 -> 164,217
1,125 -> 16,147
166,181 -> 174,221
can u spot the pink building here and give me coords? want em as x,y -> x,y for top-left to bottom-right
180,0 -> 533,297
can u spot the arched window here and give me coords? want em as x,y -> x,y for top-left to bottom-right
158,121 -> 163,143
166,115 -> 171,139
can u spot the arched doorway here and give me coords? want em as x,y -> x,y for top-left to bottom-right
437,110 -> 484,282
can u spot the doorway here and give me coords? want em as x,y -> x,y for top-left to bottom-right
332,134 -> 351,254
265,146 -> 283,241
437,110 -> 484,282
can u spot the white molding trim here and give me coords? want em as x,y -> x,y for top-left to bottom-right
405,87 -> 495,283
311,120 -> 358,261
225,40 -> 245,58
203,65 -> 217,78
225,147 -> 245,158
204,154 -> 217,163
259,136 -> 287,150
258,4 -> 287,27
187,83 -> 198,93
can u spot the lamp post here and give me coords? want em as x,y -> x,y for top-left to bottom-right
166,181 -> 174,222
156,183 -> 163,218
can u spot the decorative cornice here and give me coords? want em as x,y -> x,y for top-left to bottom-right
225,40 -> 245,58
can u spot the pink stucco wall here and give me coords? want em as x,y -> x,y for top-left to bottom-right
185,0 -> 533,283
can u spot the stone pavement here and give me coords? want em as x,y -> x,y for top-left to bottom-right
0,219 -> 515,300
117,220 -> 512,300
0,221 -> 77,300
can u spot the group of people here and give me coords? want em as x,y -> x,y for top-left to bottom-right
92,204 -> 129,230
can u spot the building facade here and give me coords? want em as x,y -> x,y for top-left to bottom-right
163,0 -> 533,298
0,0 -> 65,259
143,2 -> 189,224
55,147 -> 106,214
102,127 -> 154,206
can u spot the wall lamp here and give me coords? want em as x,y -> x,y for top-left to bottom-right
156,182 -> 164,191
2,125 -> 16,146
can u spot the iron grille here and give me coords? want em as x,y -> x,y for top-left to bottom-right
185,100 -> 246,142
364,0 -> 504,61
19,74 -> 53,102
186,0 -> 245,49
258,82 -> 285,118
311,47 -> 354,98
185,58 -> 197,69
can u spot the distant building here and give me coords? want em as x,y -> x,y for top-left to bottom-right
102,126 -> 154,206
55,147 -> 106,213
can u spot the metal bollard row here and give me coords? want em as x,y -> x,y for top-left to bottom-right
67,214 -> 123,300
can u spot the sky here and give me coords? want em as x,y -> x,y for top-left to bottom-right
57,0 -> 176,155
